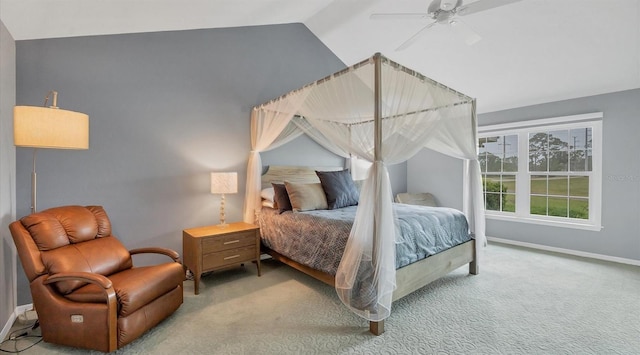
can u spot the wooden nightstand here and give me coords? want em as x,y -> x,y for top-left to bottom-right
183,222 -> 261,295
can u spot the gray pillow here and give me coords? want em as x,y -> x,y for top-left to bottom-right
271,183 -> 292,214
316,169 -> 359,209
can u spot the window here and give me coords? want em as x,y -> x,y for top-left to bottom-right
478,135 -> 517,212
478,113 -> 602,231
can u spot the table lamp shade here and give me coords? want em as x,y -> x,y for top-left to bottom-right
210,172 -> 237,194
14,106 -> 89,149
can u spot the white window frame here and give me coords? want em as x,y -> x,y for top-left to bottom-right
478,112 -> 603,231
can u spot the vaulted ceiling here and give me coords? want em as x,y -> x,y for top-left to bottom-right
2,0 -> 639,113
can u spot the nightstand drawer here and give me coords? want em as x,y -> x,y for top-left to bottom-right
202,230 -> 255,253
203,245 -> 256,270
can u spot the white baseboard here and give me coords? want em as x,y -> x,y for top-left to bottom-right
0,314 -> 15,342
1,304 -> 34,341
487,236 -> 640,266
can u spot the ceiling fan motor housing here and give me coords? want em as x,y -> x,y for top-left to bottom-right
428,0 -> 462,22
438,0 -> 462,11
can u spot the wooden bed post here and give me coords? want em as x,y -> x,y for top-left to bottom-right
469,99 -> 480,276
373,51 -> 383,259
470,239 -> 479,275
370,320 -> 384,335
469,260 -> 479,275
373,52 -> 382,162
371,52 -> 386,335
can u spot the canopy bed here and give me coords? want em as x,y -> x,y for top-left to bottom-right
243,53 -> 485,334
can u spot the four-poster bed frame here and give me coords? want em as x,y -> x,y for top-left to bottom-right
245,52 -> 485,335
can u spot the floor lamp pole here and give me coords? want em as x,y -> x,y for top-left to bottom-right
31,148 -> 37,214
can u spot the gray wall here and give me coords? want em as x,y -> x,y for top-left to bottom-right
0,20 -> 17,335
388,163 -> 408,198
263,136 -> 407,197
262,135 -> 345,168
14,24 -> 346,304
408,149 -> 463,211
408,89 -> 640,262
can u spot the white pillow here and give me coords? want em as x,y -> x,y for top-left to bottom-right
260,187 -> 275,202
261,199 -> 276,208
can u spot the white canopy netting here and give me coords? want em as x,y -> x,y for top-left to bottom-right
243,53 -> 485,322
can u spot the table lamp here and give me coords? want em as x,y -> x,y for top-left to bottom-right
210,172 -> 237,226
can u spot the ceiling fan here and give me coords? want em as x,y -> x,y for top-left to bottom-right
370,0 -> 523,50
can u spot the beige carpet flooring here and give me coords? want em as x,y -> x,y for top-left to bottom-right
3,242 -> 640,354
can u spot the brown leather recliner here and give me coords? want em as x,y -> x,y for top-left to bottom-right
9,205 -> 184,352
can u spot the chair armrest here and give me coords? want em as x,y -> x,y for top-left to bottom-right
44,271 -> 118,349
44,272 -> 112,289
129,247 -> 180,262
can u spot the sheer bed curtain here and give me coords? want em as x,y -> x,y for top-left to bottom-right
422,102 -> 486,256
246,54 -> 482,322
242,91 -> 308,224
295,59 -> 473,321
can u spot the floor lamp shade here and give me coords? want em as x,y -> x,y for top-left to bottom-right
14,106 -> 89,149
14,99 -> 89,214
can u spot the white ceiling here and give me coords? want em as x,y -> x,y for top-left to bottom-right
1,0 -> 639,113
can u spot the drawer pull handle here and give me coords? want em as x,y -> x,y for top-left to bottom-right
224,255 -> 240,260
223,240 -> 240,245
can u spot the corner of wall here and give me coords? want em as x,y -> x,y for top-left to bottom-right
0,18 -> 18,339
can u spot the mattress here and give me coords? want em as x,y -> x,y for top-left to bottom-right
258,203 -> 472,276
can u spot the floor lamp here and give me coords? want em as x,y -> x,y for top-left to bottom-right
14,91 -> 89,214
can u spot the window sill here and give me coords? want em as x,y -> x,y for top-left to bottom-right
485,213 -> 602,231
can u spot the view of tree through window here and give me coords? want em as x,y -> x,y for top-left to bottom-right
528,128 -> 591,219
478,135 -> 517,212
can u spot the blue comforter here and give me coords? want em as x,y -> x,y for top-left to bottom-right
259,203 -> 472,276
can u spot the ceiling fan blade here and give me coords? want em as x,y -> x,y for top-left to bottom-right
370,13 -> 429,20
457,0 -> 523,16
449,19 -> 482,45
395,22 -> 438,51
